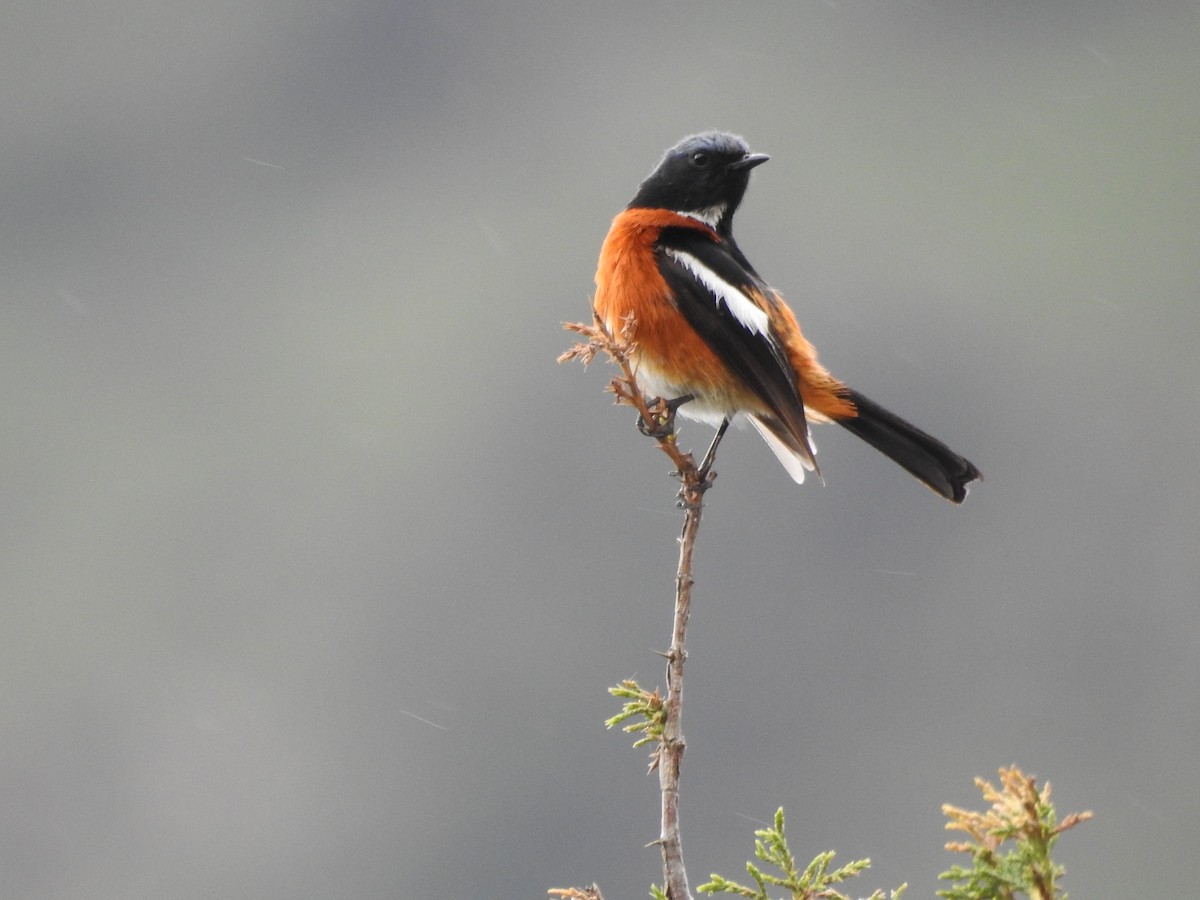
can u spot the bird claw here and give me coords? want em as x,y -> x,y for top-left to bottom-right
675,468 -> 717,509
636,394 -> 694,439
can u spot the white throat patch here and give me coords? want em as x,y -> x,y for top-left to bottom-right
680,203 -> 726,229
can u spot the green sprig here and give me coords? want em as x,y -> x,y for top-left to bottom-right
698,808 -> 905,900
605,679 -> 666,749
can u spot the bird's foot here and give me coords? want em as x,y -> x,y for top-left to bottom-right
636,394 -> 694,439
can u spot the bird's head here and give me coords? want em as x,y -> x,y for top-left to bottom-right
628,131 -> 769,233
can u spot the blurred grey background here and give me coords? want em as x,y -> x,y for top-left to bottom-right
3,1 -> 1198,897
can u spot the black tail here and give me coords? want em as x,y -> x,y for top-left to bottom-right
837,390 -> 981,503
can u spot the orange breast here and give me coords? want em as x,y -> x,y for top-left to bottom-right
593,208 -> 856,422
593,209 -> 741,406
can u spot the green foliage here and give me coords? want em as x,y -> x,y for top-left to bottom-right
938,767 -> 1092,900
606,679 -> 665,749
698,808 -> 905,900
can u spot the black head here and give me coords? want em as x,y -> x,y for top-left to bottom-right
628,131 -> 769,232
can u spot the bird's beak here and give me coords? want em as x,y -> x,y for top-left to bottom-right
729,152 -> 770,172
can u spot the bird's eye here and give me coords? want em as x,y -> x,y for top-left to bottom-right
690,151 -> 710,168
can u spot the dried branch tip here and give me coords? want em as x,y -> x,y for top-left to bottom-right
548,885 -> 604,900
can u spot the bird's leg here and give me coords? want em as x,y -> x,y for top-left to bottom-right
637,393 -> 695,439
675,417 -> 730,509
695,417 -> 730,487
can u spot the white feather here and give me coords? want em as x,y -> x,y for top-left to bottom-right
748,416 -> 816,484
634,362 -> 729,427
664,248 -> 771,336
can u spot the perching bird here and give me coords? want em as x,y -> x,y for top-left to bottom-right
593,131 -> 981,502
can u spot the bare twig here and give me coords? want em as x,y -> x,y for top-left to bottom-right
658,482 -> 701,900
561,315 -> 716,900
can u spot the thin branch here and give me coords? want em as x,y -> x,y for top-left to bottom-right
659,477 -> 703,900
561,315 -> 717,900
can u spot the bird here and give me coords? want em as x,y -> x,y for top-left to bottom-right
592,131 -> 981,503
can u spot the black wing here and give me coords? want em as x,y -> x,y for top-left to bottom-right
656,225 -> 812,455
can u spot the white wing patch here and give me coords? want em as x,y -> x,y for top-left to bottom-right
664,247 -> 771,337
